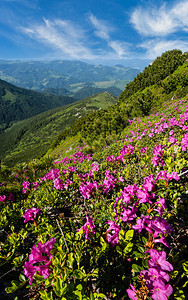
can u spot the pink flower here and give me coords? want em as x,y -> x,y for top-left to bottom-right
143,175 -> 155,192
24,238 -> 56,284
140,147 -> 147,154
106,220 -> 120,247
120,203 -> 138,222
79,181 -> 98,199
22,181 -> 30,193
45,168 -> 60,180
53,178 -> 64,190
0,195 -> 6,202
23,208 -> 41,223
152,281 -> 173,300
127,285 -> 138,300
148,249 -> 173,272
32,182 -> 39,190
78,216 -> 95,240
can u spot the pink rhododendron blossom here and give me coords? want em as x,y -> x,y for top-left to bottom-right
78,216 -> 95,240
143,175 -> 155,192
148,249 -> 173,272
120,203 -> 138,222
152,281 -> 173,300
64,179 -> 73,189
103,171 -> 116,193
140,147 -> 147,154
181,132 -> 188,151
154,197 -> 166,216
106,220 -> 120,246
24,238 -> 56,284
137,189 -> 153,204
22,181 -> 30,193
127,284 -> 138,300
79,181 -> 98,199
53,178 -> 64,190
118,176 -> 124,182
0,195 -> 6,202
23,207 -> 41,223
168,136 -> 177,144
45,168 -> 60,180
155,170 -> 180,182
32,182 -> 39,190
91,163 -> 100,172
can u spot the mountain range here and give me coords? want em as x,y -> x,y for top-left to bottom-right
0,60 -> 139,98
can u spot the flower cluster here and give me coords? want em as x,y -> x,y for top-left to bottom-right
24,238 -> 56,284
127,249 -> 173,300
23,207 -> 41,223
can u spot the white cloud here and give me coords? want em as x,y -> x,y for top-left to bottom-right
89,14 -> 112,40
21,15 -> 131,60
89,14 -> 130,58
139,39 -> 188,59
21,18 -> 96,60
109,41 -> 129,57
130,1 -> 188,36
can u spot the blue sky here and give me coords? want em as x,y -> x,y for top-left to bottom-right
0,0 -> 187,67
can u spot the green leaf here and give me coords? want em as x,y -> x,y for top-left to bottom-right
68,252 -> 74,268
174,288 -> 185,300
125,230 -> 134,241
132,264 -> 143,273
19,274 -> 26,282
40,290 -> 53,300
73,269 -> 86,280
142,258 -> 149,269
123,242 -> 133,254
5,280 -> 25,293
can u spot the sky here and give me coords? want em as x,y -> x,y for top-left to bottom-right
0,0 -> 188,68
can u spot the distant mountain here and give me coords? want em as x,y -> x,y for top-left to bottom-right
0,92 -> 117,166
0,60 -> 139,93
0,79 -> 77,131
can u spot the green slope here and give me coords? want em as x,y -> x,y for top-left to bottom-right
0,92 -> 117,166
45,50 -> 188,159
0,79 -> 77,131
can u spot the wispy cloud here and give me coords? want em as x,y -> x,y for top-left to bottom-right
89,14 -> 112,40
21,15 -> 131,60
21,18 -> 96,60
89,14 -> 130,58
139,39 -> 188,59
130,0 -> 188,36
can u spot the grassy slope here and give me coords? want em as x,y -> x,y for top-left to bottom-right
1,92 -> 117,166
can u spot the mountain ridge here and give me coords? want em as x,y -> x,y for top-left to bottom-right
0,59 -> 139,94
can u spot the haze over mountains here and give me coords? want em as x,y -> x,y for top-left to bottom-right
0,60 -> 139,98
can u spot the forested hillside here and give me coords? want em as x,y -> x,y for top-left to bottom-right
0,50 -> 188,300
0,92 -> 117,166
0,79 -> 77,131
